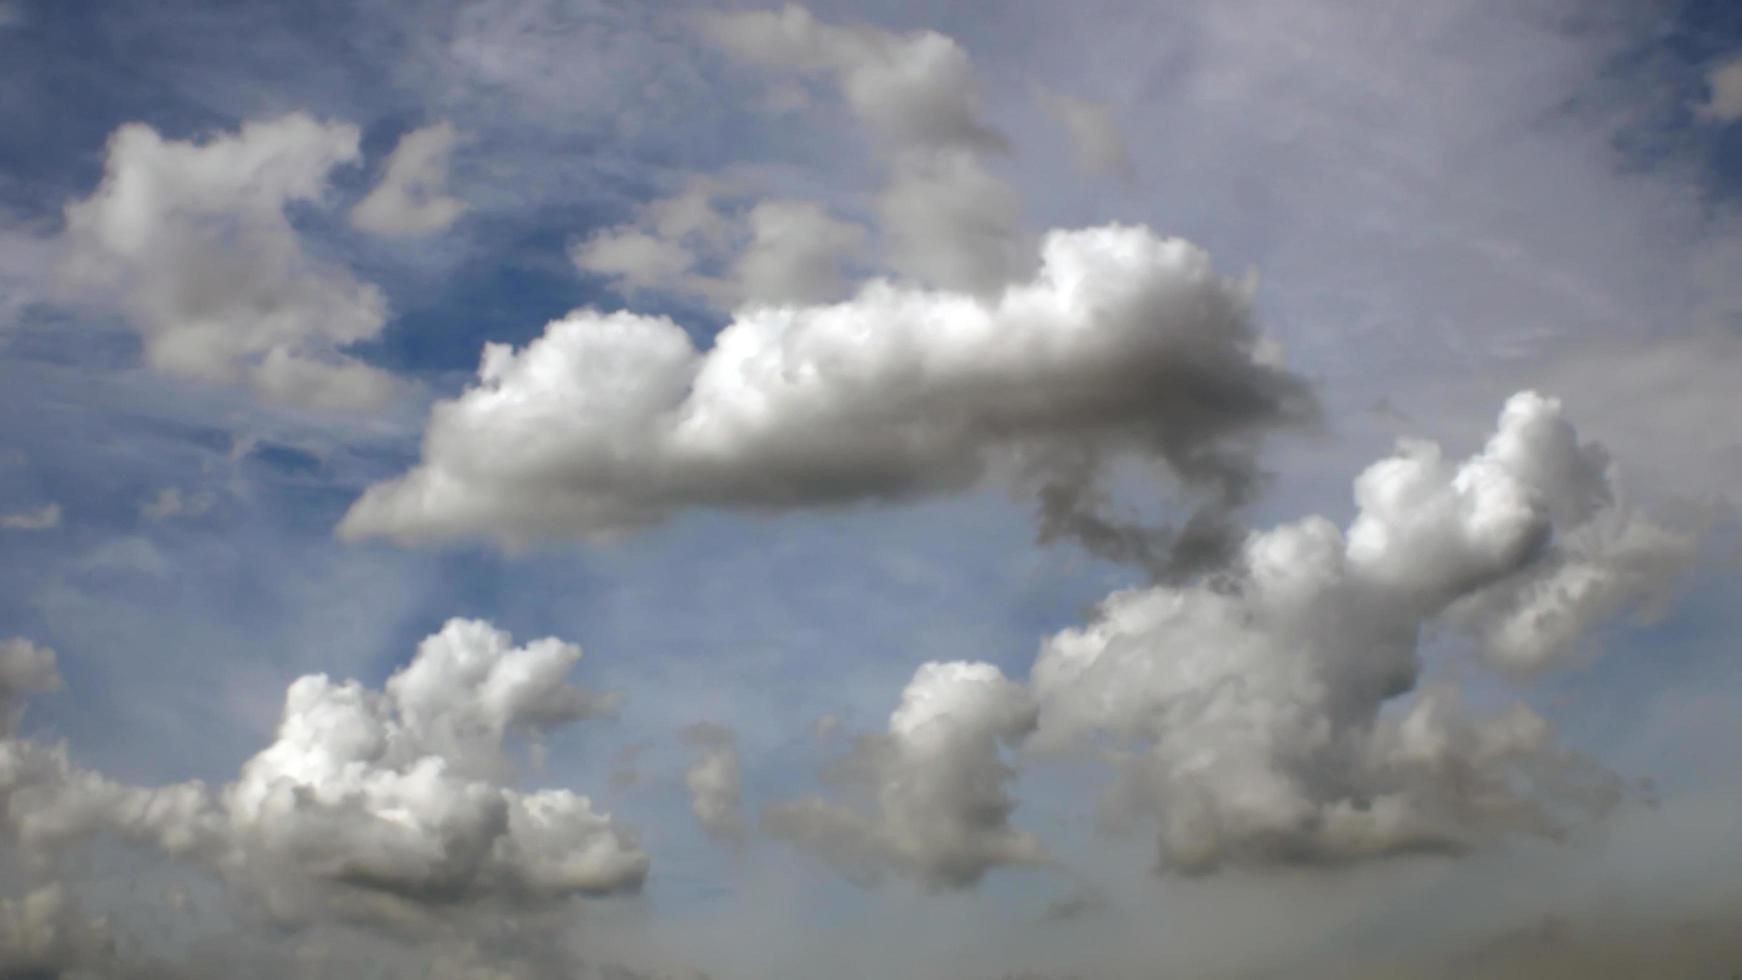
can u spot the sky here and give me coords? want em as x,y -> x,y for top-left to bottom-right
1,0 -> 1741,977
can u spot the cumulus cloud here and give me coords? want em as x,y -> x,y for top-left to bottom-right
573,178 -> 866,308
0,502 -> 60,531
60,114 -> 394,411
680,723 -> 746,846
351,121 -> 469,237
223,618 -> 643,917
1038,91 -> 1134,182
0,621 -> 644,932
1696,55 -> 1742,122
702,5 -> 1027,293
342,223 -> 1313,568
764,661 -> 1042,889
1029,392 -> 1688,874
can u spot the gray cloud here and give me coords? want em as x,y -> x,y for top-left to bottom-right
0,503 -> 59,532
764,660 -> 1041,890
351,121 -> 469,237
59,114 -> 393,411
1029,392 -> 1688,874
0,883 -> 119,979
573,177 -> 867,309
681,722 -> 746,847
702,5 -> 1025,294
1037,91 -> 1134,182
1696,54 -> 1742,123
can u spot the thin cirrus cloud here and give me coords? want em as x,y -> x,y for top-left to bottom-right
0,502 -> 59,530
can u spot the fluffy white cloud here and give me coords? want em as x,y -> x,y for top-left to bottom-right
764,661 -> 1041,889
1038,91 -> 1134,182
351,121 -> 469,237
60,114 -> 394,411
702,5 -> 1026,294
0,502 -> 60,531
573,179 -> 866,308
342,223 -> 1312,560
681,723 -> 745,846
0,622 -> 644,930
1697,55 -> 1742,122
222,618 -> 644,915
1029,392 -> 1687,874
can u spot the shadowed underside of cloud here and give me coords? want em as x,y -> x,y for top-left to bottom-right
0,621 -> 644,938
340,223 -> 1315,574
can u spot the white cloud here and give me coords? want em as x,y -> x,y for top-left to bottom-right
681,722 -> 746,846
1038,91 -> 1134,182
765,661 -> 1041,889
0,502 -> 59,531
1029,392 -> 1687,874
342,224 -> 1312,558
1697,55 -> 1742,122
351,121 -> 469,237
60,114 -> 394,411
0,621 -> 645,931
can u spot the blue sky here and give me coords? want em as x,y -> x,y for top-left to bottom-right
2,1 -> 1741,977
